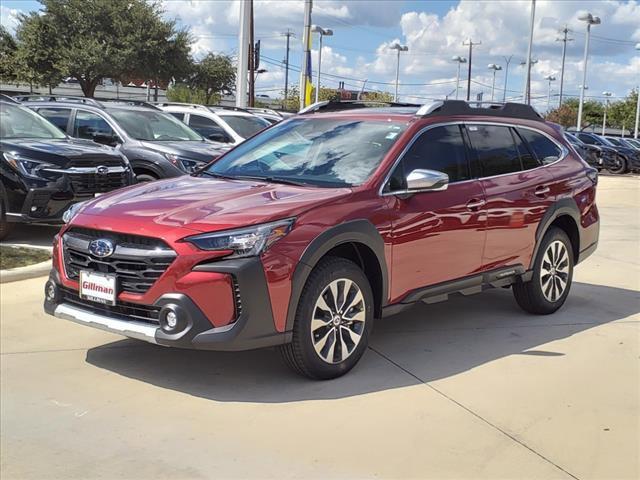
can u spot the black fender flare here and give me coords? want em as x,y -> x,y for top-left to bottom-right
285,219 -> 388,331
530,198 -> 581,270
129,159 -> 167,179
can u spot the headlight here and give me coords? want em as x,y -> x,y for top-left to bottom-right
164,153 -> 205,173
185,218 -> 295,258
62,201 -> 87,224
2,152 -> 55,178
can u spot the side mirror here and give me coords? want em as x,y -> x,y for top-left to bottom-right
93,133 -> 120,147
405,169 -> 449,192
208,132 -> 231,143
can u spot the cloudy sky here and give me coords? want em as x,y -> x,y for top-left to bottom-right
2,0 -> 639,110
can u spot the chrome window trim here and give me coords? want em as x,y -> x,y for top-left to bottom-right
379,120 -> 569,196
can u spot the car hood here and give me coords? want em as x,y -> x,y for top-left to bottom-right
75,175 -> 352,233
0,138 -> 123,167
139,140 -> 230,162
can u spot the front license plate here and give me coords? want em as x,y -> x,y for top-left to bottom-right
79,271 -> 117,306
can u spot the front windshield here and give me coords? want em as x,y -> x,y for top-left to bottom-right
0,103 -> 67,140
219,114 -> 270,139
108,108 -> 203,141
203,117 -> 407,187
604,137 -> 624,147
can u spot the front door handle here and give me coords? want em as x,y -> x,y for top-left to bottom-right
466,198 -> 486,211
534,185 -> 550,197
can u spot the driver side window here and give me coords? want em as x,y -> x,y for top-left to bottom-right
74,111 -> 117,143
386,125 -> 470,192
189,114 -> 232,143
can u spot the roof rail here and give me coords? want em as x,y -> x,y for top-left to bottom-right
243,106 -> 283,117
206,104 -> 253,114
153,102 -> 209,111
298,100 -> 421,114
419,100 -> 544,122
102,99 -> 160,110
12,95 -> 103,107
0,93 -> 19,104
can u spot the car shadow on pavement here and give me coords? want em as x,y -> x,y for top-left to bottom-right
85,281 -> 639,403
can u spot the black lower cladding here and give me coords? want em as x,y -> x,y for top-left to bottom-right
45,256 -> 290,351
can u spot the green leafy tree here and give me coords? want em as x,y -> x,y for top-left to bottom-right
608,89 -> 637,130
361,90 -> 394,102
0,26 -> 19,82
166,84 -> 208,104
190,53 -> 235,104
545,103 -> 577,128
15,0 -> 193,97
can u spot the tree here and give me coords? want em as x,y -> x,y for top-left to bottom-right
166,84 -> 208,104
0,26 -> 19,83
15,0 -> 193,97
191,54 -> 235,104
361,90 -> 394,102
545,103 -> 577,128
608,89 -> 637,130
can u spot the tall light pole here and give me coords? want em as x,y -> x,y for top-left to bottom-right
390,43 -> 408,102
519,58 -> 538,102
556,25 -> 573,107
634,43 -> 640,138
502,55 -> 513,102
545,75 -> 556,112
576,12 -> 601,131
522,0 -> 537,104
452,55 -> 467,100
487,64 -> 502,101
236,0 -> 251,107
463,39 -> 481,101
601,91 -> 612,135
311,25 -> 333,103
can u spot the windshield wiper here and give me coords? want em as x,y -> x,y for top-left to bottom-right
198,171 -> 237,180
233,175 -> 312,187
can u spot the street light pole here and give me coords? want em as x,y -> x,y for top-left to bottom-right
488,64 -> 502,101
452,56 -> 467,100
463,39 -> 481,101
577,12 -> 601,131
502,55 -> 513,102
602,91 -> 612,135
545,75 -> 556,112
311,25 -> 333,103
635,43 -> 640,138
556,25 -> 573,107
390,43 -> 408,102
522,0 -> 536,104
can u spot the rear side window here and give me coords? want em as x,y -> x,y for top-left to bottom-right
168,112 -> 185,121
466,125 -> 521,177
391,125 -> 470,188
73,111 -> 115,139
518,129 -> 562,165
512,129 -> 540,170
37,108 -> 71,132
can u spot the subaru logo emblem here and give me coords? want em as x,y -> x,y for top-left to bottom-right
96,165 -> 109,176
89,238 -> 115,258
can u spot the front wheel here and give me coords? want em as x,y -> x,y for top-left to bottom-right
280,257 -> 374,380
513,227 -> 574,314
607,155 -> 627,175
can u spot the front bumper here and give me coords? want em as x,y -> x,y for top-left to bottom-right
44,258 -> 291,351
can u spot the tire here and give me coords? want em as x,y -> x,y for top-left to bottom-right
280,257 -> 374,380
135,173 -> 158,183
607,155 -> 627,175
513,227 -> 574,315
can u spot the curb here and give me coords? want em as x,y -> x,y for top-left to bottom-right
0,259 -> 52,284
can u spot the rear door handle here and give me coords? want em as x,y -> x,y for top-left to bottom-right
534,186 -> 550,197
466,198 -> 486,211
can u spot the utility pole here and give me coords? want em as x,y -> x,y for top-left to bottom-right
282,29 -> 294,108
299,0 -> 313,109
522,0 -> 536,104
248,0 -> 255,107
236,0 -> 251,107
556,25 -> 573,108
502,55 -> 513,102
463,39 -> 481,101
602,91 -> 612,135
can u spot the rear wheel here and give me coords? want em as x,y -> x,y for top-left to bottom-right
513,227 -> 574,314
607,155 -> 627,174
135,173 -> 158,183
280,257 -> 373,380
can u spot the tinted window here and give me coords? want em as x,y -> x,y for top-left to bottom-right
107,109 -> 202,141
189,114 -> 230,141
219,114 -> 270,138
467,125 -> 521,177
393,125 -> 470,187
37,108 -> 71,132
576,133 -> 600,145
518,129 -> 562,165
73,111 -> 115,140
0,103 -> 66,139
512,129 -> 540,170
169,112 -> 185,121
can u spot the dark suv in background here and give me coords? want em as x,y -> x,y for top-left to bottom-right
16,96 -> 229,182
574,131 -> 640,174
1,99 -> 134,239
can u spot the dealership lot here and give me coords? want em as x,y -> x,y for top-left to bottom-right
1,175 -> 638,479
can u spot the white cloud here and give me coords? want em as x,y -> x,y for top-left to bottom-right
1,6 -> 21,34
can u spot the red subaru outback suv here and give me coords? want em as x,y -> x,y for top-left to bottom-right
44,100 -> 599,379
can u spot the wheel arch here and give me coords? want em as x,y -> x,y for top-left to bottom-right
285,220 -> 388,331
532,199 -> 581,268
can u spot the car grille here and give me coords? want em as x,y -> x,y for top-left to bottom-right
62,227 -> 176,294
68,158 -> 124,168
60,287 -> 160,324
68,171 -> 129,194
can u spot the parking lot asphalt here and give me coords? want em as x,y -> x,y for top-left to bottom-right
1,175 -> 638,479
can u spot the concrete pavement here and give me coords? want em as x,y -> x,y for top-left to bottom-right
1,175 -> 638,479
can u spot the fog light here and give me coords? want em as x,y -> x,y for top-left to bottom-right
166,311 -> 178,328
45,281 -> 57,302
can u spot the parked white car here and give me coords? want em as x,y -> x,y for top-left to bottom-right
156,103 -> 271,145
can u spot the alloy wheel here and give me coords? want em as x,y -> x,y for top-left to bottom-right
310,278 -> 366,364
540,240 -> 570,302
